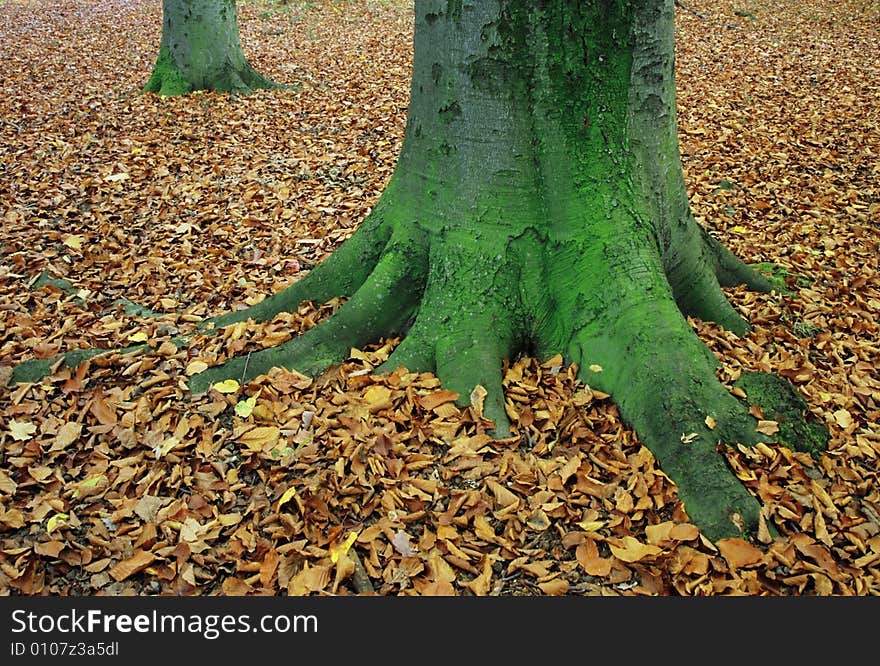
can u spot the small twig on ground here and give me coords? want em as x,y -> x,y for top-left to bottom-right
241,351 -> 251,383
675,0 -> 706,18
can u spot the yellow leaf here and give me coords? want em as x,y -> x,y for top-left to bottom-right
128,331 -> 149,342
238,426 -> 280,452
833,409 -> 852,429
589,364 -> 603,373
251,404 -> 274,421
72,474 -> 106,498
47,513 -> 69,535
756,420 -> 779,436
8,420 -> 37,441
185,360 -> 209,376
470,384 -> 487,418
62,235 -> 84,250
156,437 -> 179,457
731,225 -> 749,233
234,396 -> 257,418
609,536 -> 663,563
212,379 -> 240,394
330,531 -> 359,564
705,415 -> 717,429
363,385 -> 392,413
276,487 -> 297,512
79,475 -> 104,489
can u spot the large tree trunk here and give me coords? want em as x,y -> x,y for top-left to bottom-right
189,0 -> 805,540
144,0 -> 276,96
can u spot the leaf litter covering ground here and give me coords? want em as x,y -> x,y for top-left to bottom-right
0,0 -> 878,596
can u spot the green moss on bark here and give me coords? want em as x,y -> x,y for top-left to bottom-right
734,372 -> 830,458
143,47 -> 192,96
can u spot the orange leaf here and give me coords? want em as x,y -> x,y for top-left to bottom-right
669,523 -> 700,541
716,538 -> 763,569
609,536 -> 663,563
418,389 -> 460,411
576,540 -> 612,576
260,549 -> 279,587
537,578 -> 569,595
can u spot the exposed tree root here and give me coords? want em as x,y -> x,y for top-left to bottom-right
180,194 -> 826,541
188,223 -> 425,394
8,186 -> 826,542
674,0 -> 706,19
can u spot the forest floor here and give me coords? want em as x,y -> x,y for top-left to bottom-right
0,0 -> 878,596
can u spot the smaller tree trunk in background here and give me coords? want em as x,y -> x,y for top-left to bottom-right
144,0 -> 277,96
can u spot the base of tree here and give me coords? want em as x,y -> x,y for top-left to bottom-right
143,47 -> 281,96
182,185 -> 827,541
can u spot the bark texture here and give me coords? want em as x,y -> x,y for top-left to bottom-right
191,0 -> 812,540
144,0 -> 277,96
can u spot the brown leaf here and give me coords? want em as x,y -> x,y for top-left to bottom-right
108,550 -> 156,582
668,523 -> 700,541
486,480 -> 520,510
526,509 -> 551,532
288,563 -> 332,595
260,548 -> 279,587
716,538 -> 764,569
49,422 -> 82,452
464,555 -> 493,596
469,384 -> 487,418
418,389 -> 460,411
576,540 -> 612,577
89,390 -> 118,426
222,577 -> 255,596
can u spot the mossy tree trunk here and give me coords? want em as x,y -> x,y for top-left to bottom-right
190,0 -> 798,540
144,0 -> 277,96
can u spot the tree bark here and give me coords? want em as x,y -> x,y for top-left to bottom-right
189,0 -> 813,540
144,0 -> 277,96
